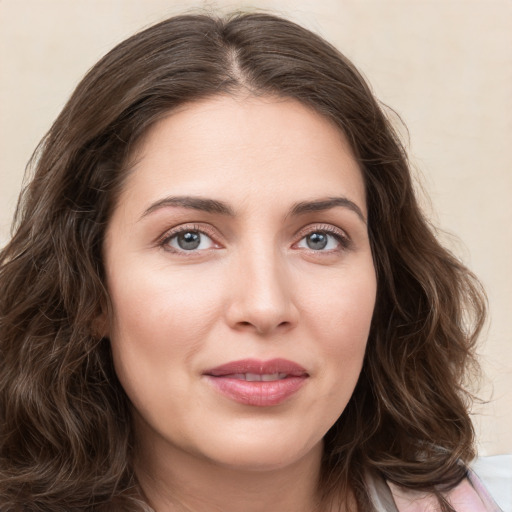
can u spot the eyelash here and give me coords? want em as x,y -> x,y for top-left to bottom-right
158,223 -> 351,255
158,224 -> 219,255
294,224 -> 351,252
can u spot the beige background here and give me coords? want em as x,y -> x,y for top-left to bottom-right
1,0 -> 510,455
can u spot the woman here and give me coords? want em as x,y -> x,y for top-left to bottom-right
0,12 -> 499,512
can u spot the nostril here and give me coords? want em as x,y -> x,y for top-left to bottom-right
235,320 -> 292,334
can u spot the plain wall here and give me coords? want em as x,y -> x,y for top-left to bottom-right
1,0 -> 511,455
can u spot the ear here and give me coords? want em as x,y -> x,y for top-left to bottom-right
92,305 -> 110,339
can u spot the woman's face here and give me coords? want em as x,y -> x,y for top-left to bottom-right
103,95 -> 376,472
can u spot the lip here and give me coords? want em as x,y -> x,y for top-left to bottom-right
203,358 -> 309,407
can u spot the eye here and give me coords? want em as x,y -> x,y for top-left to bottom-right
295,228 -> 348,251
162,228 -> 218,253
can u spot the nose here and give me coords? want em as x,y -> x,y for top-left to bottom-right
225,245 -> 299,336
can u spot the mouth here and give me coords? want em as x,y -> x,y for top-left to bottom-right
203,358 -> 309,406
222,372 -> 289,381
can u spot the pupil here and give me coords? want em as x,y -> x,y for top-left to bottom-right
307,232 -> 327,250
178,232 -> 201,250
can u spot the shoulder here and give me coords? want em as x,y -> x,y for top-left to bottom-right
387,470 -> 502,512
365,469 -> 502,512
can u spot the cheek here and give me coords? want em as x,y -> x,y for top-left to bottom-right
108,263 -> 220,346
301,265 -> 376,347
299,263 -> 376,401
106,265 -> 223,400
326,289 -> 374,358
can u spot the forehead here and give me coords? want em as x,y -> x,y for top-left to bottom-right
118,94 -> 366,217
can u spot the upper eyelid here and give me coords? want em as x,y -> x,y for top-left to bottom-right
294,223 -> 349,240
159,223 -> 218,240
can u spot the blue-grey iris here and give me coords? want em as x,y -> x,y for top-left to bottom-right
307,232 -> 328,250
178,232 -> 201,250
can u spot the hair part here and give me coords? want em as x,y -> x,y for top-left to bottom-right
0,12 -> 486,511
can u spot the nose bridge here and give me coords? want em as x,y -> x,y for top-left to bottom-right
226,236 -> 297,334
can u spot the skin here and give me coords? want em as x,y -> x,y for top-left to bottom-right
103,95 -> 377,512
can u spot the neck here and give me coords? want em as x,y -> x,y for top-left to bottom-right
134,429 -> 329,512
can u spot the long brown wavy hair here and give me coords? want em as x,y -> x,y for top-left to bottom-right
0,12 -> 486,512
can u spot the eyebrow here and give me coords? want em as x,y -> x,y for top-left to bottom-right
140,196 -> 235,219
140,195 -> 366,223
290,197 -> 366,224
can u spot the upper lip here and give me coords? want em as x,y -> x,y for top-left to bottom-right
204,358 -> 308,377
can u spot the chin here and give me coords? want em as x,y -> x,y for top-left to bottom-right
197,432 -> 323,473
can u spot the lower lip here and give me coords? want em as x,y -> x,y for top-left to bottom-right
205,376 -> 307,406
